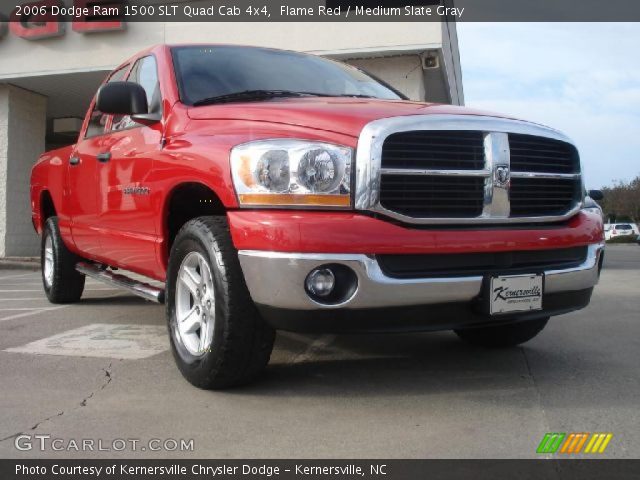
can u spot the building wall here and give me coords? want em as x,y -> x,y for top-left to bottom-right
0,85 -> 46,257
0,20 -> 462,257
348,55 -> 426,101
0,22 -> 445,80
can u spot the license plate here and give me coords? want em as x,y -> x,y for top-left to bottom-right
490,274 -> 543,315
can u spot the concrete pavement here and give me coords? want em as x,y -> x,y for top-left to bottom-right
0,245 -> 638,459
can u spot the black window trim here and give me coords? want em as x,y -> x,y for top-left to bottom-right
84,54 -> 162,140
84,64 -> 130,139
107,54 -> 162,135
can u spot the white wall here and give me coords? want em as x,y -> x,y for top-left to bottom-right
348,55 -> 426,101
0,85 -> 46,257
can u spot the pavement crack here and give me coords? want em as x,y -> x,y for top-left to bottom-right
0,361 -> 118,443
520,347 -> 550,430
0,432 -> 25,444
521,347 -> 561,474
80,361 -> 115,407
102,362 -> 113,388
30,411 -> 64,430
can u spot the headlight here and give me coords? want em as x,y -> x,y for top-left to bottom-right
230,139 -> 352,207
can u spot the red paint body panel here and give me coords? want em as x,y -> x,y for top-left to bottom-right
228,210 -> 604,254
30,44 -> 602,285
187,99 -> 511,138
30,146 -> 74,243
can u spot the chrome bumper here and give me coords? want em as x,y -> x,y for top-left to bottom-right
238,243 -> 604,311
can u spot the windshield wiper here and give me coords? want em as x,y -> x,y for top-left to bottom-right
335,94 -> 377,98
192,90 -> 337,106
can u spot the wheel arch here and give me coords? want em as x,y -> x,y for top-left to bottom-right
38,190 -> 57,233
161,182 -> 227,268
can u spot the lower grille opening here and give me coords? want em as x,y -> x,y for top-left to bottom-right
377,246 -> 588,278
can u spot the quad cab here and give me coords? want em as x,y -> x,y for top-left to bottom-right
30,45 -> 605,388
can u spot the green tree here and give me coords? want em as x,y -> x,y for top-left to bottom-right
599,175 -> 640,223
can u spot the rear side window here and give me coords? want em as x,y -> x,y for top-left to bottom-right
112,55 -> 161,132
85,66 -> 128,138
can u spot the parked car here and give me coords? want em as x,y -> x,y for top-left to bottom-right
30,45 -> 605,389
606,223 -> 636,240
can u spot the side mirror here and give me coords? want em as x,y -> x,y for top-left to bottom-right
96,82 -> 148,116
588,189 -> 604,201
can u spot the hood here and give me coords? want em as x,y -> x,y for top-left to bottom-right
186,97 -> 515,137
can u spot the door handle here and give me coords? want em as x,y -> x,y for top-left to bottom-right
97,152 -> 112,163
69,156 -> 81,166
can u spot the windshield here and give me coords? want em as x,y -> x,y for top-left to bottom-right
171,46 -> 404,106
616,224 -> 633,229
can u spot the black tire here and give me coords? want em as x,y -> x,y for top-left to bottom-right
454,317 -> 549,348
41,216 -> 85,303
166,216 -> 275,389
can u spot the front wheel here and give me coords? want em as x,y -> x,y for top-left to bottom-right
454,317 -> 549,348
166,216 -> 275,389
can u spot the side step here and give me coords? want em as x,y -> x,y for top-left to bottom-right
76,262 -> 165,304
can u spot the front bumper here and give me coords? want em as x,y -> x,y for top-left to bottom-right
238,243 -> 605,333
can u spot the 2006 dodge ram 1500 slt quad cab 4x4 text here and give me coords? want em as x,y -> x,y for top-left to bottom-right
30,45 -> 605,389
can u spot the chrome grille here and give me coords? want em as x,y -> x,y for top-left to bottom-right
355,115 -> 583,224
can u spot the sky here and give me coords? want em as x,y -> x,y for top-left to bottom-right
456,23 -> 640,189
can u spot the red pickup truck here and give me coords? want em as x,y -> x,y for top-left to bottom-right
30,44 -> 605,389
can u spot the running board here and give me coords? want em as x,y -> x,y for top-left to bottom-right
76,262 -> 165,304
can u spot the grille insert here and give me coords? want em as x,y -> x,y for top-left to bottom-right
379,175 -> 485,218
381,130 -> 485,170
510,178 -> 580,217
509,133 -> 579,174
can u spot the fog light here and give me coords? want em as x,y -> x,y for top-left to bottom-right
305,268 -> 335,297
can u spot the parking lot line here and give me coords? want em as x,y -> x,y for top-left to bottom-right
0,272 -> 39,280
293,334 -> 336,364
0,281 -> 104,285
0,305 -> 68,322
0,298 -> 48,301
5,323 -> 170,359
0,307 -> 61,311
0,288 -> 119,292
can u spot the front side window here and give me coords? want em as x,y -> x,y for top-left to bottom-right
112,55 -> 161,132
171,46 -> 403,106
85,66 -> 128,138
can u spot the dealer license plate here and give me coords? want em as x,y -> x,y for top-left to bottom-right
489,274 -> 543,315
